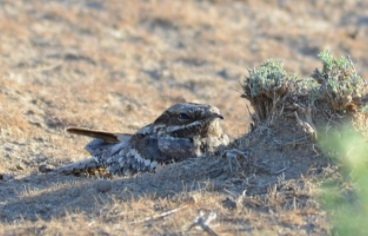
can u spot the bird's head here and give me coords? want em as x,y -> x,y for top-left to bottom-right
153,103 -> 226,138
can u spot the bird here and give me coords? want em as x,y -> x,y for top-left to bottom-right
56,103 -> 229,175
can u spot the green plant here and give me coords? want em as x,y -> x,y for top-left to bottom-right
312,50 -> 365,112
243,60 -> 297,99
242,60 -> 298,120
319,125 -> 368,235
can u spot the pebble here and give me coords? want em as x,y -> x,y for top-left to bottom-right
16,163 -> 26,170
96,180 -> 112,193
38,164 -> 55,173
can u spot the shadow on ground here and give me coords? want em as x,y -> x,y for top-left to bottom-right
1,132 -> 327,222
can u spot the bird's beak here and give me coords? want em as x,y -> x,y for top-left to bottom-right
211,113 -> 224,120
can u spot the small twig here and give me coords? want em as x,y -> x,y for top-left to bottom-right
283,141 -> 310,146
294,111 -> 317,141
26,61 -> 63,72
187,210 -> 218,236
223,189 -> 238,198
223,149 -> 248,173
129,207 -> 181,225
274,137 -> 309,146
272,166 -> 289,175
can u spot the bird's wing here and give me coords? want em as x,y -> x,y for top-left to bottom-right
157,136 -> 198,160
67,127 -> 131,143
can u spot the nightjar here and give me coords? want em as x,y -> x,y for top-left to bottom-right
64,103 -> 229,175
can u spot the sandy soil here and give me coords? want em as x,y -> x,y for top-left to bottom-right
1,0 -> 367,235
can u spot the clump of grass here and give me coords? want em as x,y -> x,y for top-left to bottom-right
242,60 -> 296,100
242,60 -> 298,120
319,125 -> 368,235
242,51 -> 366,128
312,50 -> 366,112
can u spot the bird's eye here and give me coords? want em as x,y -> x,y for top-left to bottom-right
178,113 -> 190,120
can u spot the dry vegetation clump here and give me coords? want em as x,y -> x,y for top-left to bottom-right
312,50 -> 366,113
234,50 -> 368,235
241,50 -> 367,136
242,60 -> 298,121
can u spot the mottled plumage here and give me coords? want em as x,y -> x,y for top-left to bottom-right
65,103 -> 229,175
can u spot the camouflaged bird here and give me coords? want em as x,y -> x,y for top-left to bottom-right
56,103 -> 229,175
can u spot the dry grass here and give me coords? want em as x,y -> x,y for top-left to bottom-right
1,0 -> 368,235
0,174 -> 329,235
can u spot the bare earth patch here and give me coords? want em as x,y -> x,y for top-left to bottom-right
1,0 -> 368,235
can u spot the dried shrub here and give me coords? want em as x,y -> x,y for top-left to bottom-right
242,60 -> 298,121
312,50 -> 366,112
242,51 -> 367,134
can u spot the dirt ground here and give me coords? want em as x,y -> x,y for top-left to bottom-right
1,0 -> 368,235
